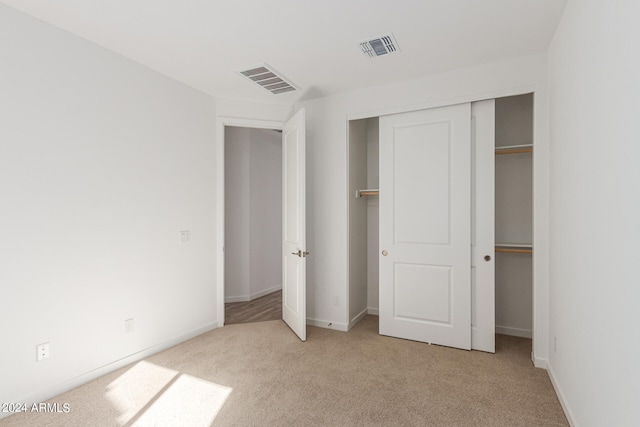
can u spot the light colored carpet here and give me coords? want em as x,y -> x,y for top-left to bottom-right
1,316 -> 568,426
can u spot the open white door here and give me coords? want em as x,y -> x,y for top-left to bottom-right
282,109 -> 307,341
379,103 -> 471,350
471,100 -> 495,352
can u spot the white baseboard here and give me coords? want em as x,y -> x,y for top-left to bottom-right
533,355 -> 548,369
367,308 -> 379,316
348,308 -> 368,330
306,317 -> 348,332
547,362 -> 577,426
495,325 -> 532,339
2,321 -> 219,421
225,295 -> 250,303
225,285 -> 282,303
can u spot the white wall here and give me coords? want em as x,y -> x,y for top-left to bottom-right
224,127 -> 282,302
547,0 -> 640,425
224,128 -> 251,300
0,4 -> 217,409
494,253 -> 532,337
297,54 -> 551,358
249,129 -> 283,298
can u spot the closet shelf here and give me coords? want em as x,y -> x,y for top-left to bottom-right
495,242 -> 532,248
356,189 -> 379,198
495,144 -> 533,155
495,242 -> 533,254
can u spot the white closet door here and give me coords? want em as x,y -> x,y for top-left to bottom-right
379,103 -> 471,350
282,109 -> 307,342
471,100 -> 495,353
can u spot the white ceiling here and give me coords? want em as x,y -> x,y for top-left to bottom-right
2,0 -> 567,104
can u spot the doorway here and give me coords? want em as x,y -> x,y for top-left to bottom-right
216,110 -> 307,340
224,126 -> 283,324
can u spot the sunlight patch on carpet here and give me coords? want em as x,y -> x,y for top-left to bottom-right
133,374 -> 232,426
105,361 -> 178,424
104,361 -> 232,426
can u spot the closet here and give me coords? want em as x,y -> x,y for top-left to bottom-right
494,94 -> 533,339
347,93 -> 533,347
348,118 -> 379,327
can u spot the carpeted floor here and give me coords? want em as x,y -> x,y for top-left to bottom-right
1,316 -> 568,426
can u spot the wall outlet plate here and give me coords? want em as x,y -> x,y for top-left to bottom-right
36,342 -> 50,361
125,318 -> 134,333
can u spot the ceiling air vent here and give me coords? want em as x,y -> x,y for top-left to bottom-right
359,33 -> 400,58
238,64 -> 298,95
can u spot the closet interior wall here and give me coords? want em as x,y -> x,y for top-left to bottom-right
494,94 -> 534,338
348,118 -> 379,326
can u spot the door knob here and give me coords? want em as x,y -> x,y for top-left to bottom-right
484,255 -> 491,262
382,250 -> 388,256
291,249 -> 310,258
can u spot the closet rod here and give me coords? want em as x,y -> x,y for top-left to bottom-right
356,189 -> 379,198
495,247 -> 533,254
495,147 -> 533,155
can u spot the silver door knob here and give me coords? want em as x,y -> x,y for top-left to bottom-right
382,250 -> 388,256
291,249 -> 302,257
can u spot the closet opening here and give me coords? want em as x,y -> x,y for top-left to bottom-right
494,93 -> 534,347
346,93 -> 534,355
224,126 -> 283,325
347,118 -> 380,328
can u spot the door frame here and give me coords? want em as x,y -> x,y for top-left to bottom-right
216,117 -> 285,327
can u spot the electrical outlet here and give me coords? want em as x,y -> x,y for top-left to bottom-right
125,318 -> 134,333
180,230 -> 190,243
332,295 -> 340,306
36,342 -> 50,361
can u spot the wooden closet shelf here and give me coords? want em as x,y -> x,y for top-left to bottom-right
495,145 -> 533,155
356,189 -> 379,198
495,247 -> 533,254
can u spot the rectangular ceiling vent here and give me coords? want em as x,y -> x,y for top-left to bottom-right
238,64 -> 298,95
359,33 -> 400,58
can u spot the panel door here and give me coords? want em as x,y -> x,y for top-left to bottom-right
379,103 -> 471,349
282,109 -> 307,341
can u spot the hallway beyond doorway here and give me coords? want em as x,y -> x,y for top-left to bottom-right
225,290 -> 282,325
